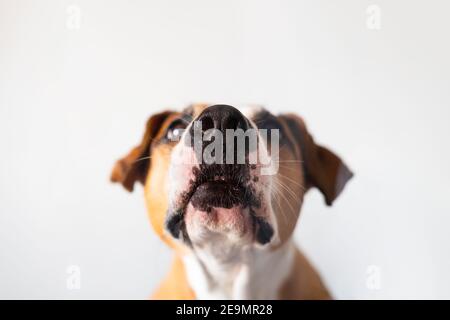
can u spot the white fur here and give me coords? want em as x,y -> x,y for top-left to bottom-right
183,239 -> 295,300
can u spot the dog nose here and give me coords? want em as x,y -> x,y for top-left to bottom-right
196,105 -> 250,133
185,104 -> 255,160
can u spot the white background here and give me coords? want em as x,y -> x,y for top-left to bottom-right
1,0 -> 449,299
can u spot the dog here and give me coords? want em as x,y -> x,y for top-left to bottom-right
111,104 -> 353,299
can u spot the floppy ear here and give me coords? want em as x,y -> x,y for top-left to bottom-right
110,111 -> 172,192
279,114 -> 353,206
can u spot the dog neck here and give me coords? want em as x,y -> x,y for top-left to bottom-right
182,237 -> 295,299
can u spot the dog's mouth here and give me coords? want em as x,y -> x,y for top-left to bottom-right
166,164 -> 274,245
190,180 -> 245,212
181,164 -> 259,210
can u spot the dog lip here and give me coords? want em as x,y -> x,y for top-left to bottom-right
190,180 -> 245,211
166,163 -> 270,243
166,175 -> 274,245
194,180 -> 239,191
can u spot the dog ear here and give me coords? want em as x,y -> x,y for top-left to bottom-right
279,114 -> 353,206
110,111 -> 173,192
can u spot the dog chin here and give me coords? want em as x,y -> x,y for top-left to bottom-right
184,203 -> 254,244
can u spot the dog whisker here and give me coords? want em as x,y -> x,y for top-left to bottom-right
272,188 -> 289,227
271,183 -> 298,220
276,173 -> 306,191
272,179 -> 301,208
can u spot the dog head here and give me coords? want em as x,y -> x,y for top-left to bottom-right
111,104 -> 352,252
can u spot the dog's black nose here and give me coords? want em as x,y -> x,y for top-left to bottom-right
196,105 -> 250,133
185,105 -> 255,161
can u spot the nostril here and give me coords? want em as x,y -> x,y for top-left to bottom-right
237,119 -> 249,131
223,116 -> 240,131
200,116 -> 214,131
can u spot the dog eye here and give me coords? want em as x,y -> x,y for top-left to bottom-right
165,120 -> 186,141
